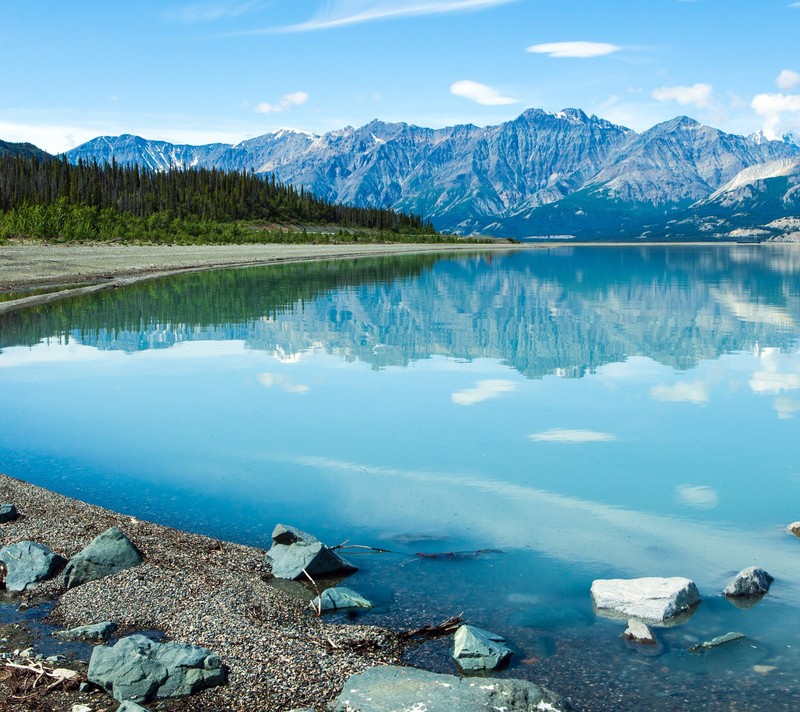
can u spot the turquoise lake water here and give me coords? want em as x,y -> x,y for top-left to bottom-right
1,245 -> 799,709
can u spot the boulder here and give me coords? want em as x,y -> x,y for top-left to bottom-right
452,624 -> 512,672
87,634 -> 225,703
0,541 -> 67,591
329,665 -> 568,712
264,524 -> 356,580
56,621 -> 118,642
310,586 -> 373,612
723,567 -> 773,597
788,522 -> 800,538
591,577 -> 701,623
689,631 -> 746,653
0,503 -> 18,523
623,619 -> 656,645
63,527 -> 142,589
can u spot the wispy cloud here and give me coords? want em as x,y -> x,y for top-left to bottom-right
255,91 -> 309,114
652,82 -> 714,109
268,0 -> 517,33
450,80 -> 517,106
650,381 -> 709,404
752,92 -> 800,136
526,41 -> 621,58
529,429 -> 616,443
676,485 -> 718,509
777,69 -> 800,91
451,379 -> 516,405
775,397 -> 800,419
167,1 -> 257,23
257,372 -> 310,393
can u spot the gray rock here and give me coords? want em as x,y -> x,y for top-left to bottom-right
0,504 -> 18,523
689,631 -> 746,653
452,624 -> 512,672
723,567 -> 773,597
117,702 -> 149,712
591,577 -> 701,623
264,524 -> 356,580
55,621 -> 118,642
310,586 -> 373,612
63,527 -> 142,589
0,541 -> 67,591
87,634 -> 225,702
623,619 -> 656,645
329,665 -> 567,712
788,522 -> 800,538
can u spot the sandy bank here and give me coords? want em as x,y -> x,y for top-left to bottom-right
0,473 -> 403,710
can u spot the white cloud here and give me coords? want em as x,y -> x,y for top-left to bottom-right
451,379 -> 516,405
257,372 -> 310,394
775,397 -> 800,419
275,0 -> 517,33
650,381 -> 709,404
529,429 -> 616,443
676,485 -> 718,509
167,2 -> 257,23
777,69 -> 800,91
450,80 -> 517,106
651,83 -> 714,109
749,347 -> 800,395
526,41 -> 621,58
255,91 -> 309,114
752,92 -> 800,135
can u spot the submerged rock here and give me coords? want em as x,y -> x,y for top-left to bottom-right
0,540 -> 67,591
689,631 -> 746,653
0,503 -> 18,523
310,586 -> 373,612
63,527 -> 142,589
723,567 -> 773,597
56,621 -> 118,643
87,634 -> 225,702
452,624 -> 512,672
591,577 -> 701,623
623,619 -> 656,645
265,524 -> 356,580
330,665 -> 567,712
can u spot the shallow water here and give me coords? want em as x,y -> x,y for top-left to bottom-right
1,245 -> 800,709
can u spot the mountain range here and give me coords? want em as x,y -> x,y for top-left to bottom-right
59,110 -> 800,241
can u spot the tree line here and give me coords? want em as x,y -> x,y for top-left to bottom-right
0,154 -> 438,242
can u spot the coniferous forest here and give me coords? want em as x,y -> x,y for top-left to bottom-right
0,153 -> 450,244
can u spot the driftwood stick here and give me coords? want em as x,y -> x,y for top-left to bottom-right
399,614 -> 464,641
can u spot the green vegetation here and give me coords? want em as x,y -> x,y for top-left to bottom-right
0,154 -> 462,244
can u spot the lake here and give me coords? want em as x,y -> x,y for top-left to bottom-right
1,245 -> 800,710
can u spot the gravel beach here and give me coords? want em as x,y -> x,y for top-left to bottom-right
0,473 -> 403,710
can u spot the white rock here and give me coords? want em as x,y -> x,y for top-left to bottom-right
591,577 -> 701,623
623,619 -> 656,644
788,522 -> 800,538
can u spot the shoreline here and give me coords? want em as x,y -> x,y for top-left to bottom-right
0,472 -> 403,710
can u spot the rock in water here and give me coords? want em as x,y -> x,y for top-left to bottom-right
0,503 -> 18,522
56,621 -> 118,642
788,522 -> 800,538
265,523 -> 356,580
452,625 -> 512,672
88,634 -> 225,702
689,631 -> 746,653
591,577 -> 701,623
723,567 -> 773,597
310,586 -> 373,612
330,665 -> 567,712
0,541 -> 67,591
623,619 -> 656,645
63,526 -> 142,589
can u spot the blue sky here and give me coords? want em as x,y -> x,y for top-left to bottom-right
2,0 -> 800,153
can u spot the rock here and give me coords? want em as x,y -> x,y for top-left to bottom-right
87,634 -> 225,703
63,527 -> 142,589
723,567 -> 773,597
623,619 -> 656,645
117,702 -> 149,712
689,631 -> 746,652
591,577 -> 701,623
788,522 -> 800,538
0,541 -> 67,591
71,705 -> 92,712
0,503 -> 18,523
452,624 -> 512,672
264,523 -> 356,580
329,665 -> 567,712
56,621 -> 118,642
310,586 -> 373,612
